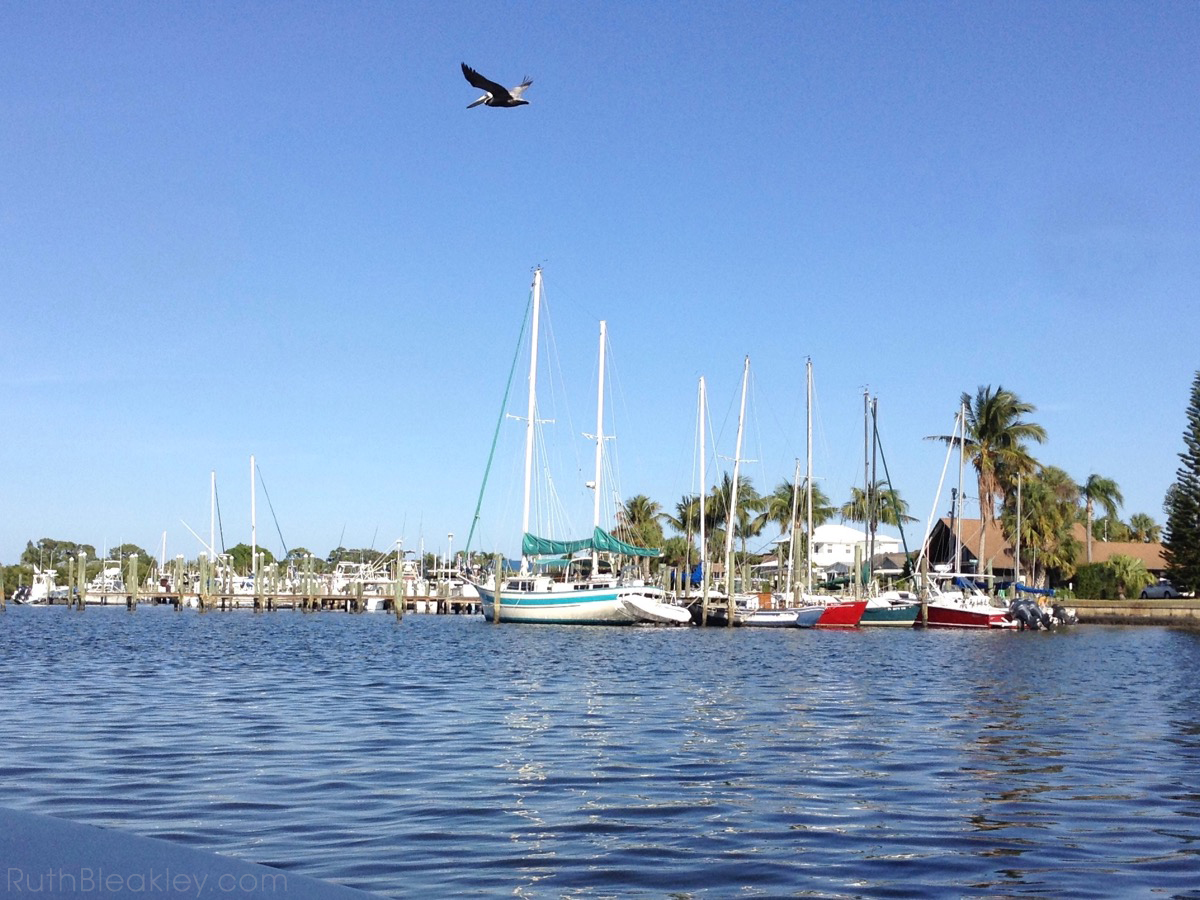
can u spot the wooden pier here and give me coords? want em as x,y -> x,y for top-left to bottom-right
64,592 -> 482,616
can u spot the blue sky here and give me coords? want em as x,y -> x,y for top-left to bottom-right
3,1 -> 1197,566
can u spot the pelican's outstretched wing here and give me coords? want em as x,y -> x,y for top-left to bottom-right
461,63 -> 512,103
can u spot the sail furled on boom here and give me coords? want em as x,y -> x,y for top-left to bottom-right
522,527 -> 660,559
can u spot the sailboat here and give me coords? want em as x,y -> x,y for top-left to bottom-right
858,392 -> 921,627
471,269 -> 690,626
748,456 -> 824,628
772,358 -> 866,627
745,359 -> 866,628
687,357 -> 762,626
914,404 -> 1016,629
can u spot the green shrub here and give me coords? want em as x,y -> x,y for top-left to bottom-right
1074,562 -> 1115,600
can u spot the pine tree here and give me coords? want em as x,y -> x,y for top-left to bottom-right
1163,371 -> 1200,592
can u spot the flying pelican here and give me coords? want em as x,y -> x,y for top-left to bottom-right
461,63 -> 532,108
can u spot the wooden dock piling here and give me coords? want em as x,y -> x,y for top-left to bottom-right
492,553 -> 502,624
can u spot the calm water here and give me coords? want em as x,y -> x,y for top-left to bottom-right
1,605 -> 1198,898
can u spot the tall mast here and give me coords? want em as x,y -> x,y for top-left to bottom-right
805,357 -> 814,593
785,456 -> 801,598
723,356 -> 750,625
1015,471 -> 1023,587
698,376 -> 709,623
209,470 -> 216,563
955,403 -> 965,575
250,454 -> 256,569
590,319 -> 607,573
863,388 -> 870,593
869,394 -> 879,584
520,268 -> 543,574
914,406 -> 960,581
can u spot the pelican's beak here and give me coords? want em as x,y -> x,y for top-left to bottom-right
467,95 -> 488,109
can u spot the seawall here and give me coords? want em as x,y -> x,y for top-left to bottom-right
1071,597 -> 1200,626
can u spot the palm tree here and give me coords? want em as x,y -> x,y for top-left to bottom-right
1128,513 -> 1162,543
658,535 -> 694,571
707,473 -> 763,575
1107,554 -> 1153,600
616,494 -> 664,578
1000,465 -> 1079,588
1080,473 -> 1124,563
776,478 -> 835,534
839,487 -> 870,525
763,480 -> 800,536
759,477 -> 835,590
939,386 -> 1046,575
839,481 -> 916,528
664,494 -> 701,537
617,494 -> 663,540
660,493 -> 700,575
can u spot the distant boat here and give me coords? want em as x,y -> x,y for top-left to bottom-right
691,585 -> 758,626
472,269 -> 688,627
84,564 -> 127,604
860,589 -> 921,627
760,359 -> 865,629
473,530 -> 686,625
812,597 -> 868,627
912,403 -> 1014,629
924,578 -> 1015,629
15,567 -> 61,605
743,605 -> 824,628
691,356 -> 756,627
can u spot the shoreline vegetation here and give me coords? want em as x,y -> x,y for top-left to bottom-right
7,374 -> 1199,606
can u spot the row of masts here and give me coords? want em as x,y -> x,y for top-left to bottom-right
510,267 -> 1023,614
516,269 -> 615,577
704,356 -> 816,624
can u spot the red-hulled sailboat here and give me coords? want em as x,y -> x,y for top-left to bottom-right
814,598 -> 868,627
923,579 -> 1015,629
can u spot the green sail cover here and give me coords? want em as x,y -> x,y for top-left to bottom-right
522,533 -> 593,557
521,527 -> 660,559
591,526 -> 659,558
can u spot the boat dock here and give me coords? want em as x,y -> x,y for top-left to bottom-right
39,591 -> 482,616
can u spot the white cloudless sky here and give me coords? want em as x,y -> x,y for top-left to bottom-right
2,1 -> 1197,564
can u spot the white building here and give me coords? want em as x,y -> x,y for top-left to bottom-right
811,523 -> 900,574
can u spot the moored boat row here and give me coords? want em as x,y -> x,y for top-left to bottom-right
457,269 -> 1076,632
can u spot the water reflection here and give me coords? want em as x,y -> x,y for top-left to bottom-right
1,609 -> 1199,896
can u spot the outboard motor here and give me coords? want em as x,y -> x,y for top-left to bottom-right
1009,597 -> 1043,630
1050,603 -> 1077,626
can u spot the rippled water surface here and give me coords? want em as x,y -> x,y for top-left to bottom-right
2,605 -> 1199,897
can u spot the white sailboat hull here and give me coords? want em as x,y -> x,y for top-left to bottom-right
475,581 -> 685,626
